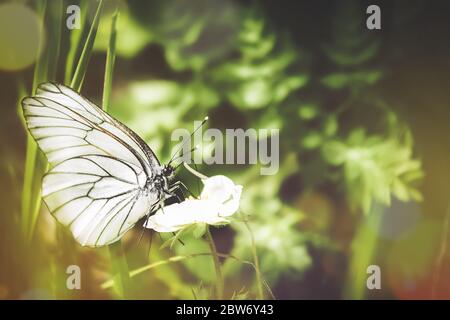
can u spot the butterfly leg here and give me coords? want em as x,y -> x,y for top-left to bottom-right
169,180 -> 196,198
139,193 -> 163,245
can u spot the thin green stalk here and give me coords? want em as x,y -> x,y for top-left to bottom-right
101,9 -> 130,300
101,252 -> 275,299
22,0 -> 102,242
108,240 -> 131,298
21,0 -> 48,241
26,0 -> 63,243
68,0 -> 103,90
46,0 -> 63,81
71,0 -> 104,91
183,162 -> 208,179
64,0 -> 89,85
242,215 -> 264,300
101,252 -> 276,300
102,10 -> 118,110
205,226 -> 224,299
21,135 -> 38,238
344,211 -> 382,299
31,0 -> 48,91
16,79 -> 27,128
102,254 -> 212,290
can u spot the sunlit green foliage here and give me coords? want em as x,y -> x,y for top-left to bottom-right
322,129 -> 423,214
104,0 -> 423,295
230,210 -> 311,281
211,11 -> 307,110
4,0 -> 429,300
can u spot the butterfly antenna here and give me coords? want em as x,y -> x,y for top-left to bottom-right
171,145 -> 199,165
168,116 -> 208,165
194,163 -> 201,195
174,161 -> 184,171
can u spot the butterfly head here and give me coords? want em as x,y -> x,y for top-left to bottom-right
162,164 -> 174,178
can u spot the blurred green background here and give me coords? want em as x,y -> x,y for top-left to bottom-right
0,0 -> 449,299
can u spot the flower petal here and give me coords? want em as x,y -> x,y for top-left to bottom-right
143,199 -> 226,232
144,174 -> 242,233
201,175 -> 236,204
219,184 -> 243,216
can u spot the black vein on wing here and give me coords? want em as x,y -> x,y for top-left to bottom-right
37,86 -> 152,174
83,156 -> 137,184
43,83 -> 161,170
95,193 -> 138,246
22,82 -> 168,245
25,92 -> 151,177
43,180 -> 97,198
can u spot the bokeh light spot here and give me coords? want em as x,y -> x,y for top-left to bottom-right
0,3 -> 43,71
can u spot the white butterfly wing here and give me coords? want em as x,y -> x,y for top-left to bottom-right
22,83 -> 161,247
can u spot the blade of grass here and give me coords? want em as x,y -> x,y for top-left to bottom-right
64,0 -> 89,85
21,0 -> 49,241
241,212 -> 264,300
16,79 -> 27,128
108,240 -> 130,298
46,0 -> 63,81
100,252 -> 275,299
21,135 -> 38,238
71,0 -> 104,91
205,226 -> 224,299
26,0 -> 63,243
101,8 -> 130,300
23,0 -> 103,242
344,210 -> 382,299
102,10 -> 118,110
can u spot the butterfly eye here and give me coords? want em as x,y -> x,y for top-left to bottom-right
163,165 -> 174,176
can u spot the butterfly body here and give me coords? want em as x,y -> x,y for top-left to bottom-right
22,83 -> 176,247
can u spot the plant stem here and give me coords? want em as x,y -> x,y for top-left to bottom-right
65,0 -> 89,85
71,0 -> 104,91
21,0 -> 51,242
101,252 -> 275,299
102,10 -> 118,111
21,135 -> 38,238
242,214 -> 264,299
344,210 -> 382,299
205,226 -> 224,299
108,240 -> 131,299
101,8 -> 130,300
183,162 -> 208,179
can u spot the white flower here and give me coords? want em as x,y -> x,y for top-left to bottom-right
201,175 -> 243,216
144,175 -> 242,233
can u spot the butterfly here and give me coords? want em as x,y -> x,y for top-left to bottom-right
22,82 -> 185,247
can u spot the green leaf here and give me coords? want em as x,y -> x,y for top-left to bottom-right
297,103 -> 319,120
71,0 -> 104,91
322,141 -> 347,165
323,116 -> 338,137
301,132 -> 323,150
321,70 -> 382,90
324,40 -> 380,67
322,130 -> 424,214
